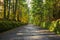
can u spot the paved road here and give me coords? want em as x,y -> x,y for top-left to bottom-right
0,24 -> 60,40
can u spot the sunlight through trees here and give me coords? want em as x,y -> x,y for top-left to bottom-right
0,0 -> 60,34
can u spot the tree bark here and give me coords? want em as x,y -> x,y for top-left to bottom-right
7,0 -> 11,19
4,0 -> 7,19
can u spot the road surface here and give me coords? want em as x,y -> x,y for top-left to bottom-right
0,24 -> 60,40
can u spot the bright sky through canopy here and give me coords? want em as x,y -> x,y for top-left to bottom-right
26,0 -> 31,9
43,0 -> 46,4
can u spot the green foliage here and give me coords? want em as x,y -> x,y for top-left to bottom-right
31,0 -> 43,25
53,0 -> 60,19
49,21 -> 57,31
0,20 -> 24,33
17,0 -> 29,23
54,21 -> 60,34
0,0 -> 29,23
0,0 -> 60,34
30,0 -> 60,34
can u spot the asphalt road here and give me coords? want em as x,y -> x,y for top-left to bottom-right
0,24 -> 60,40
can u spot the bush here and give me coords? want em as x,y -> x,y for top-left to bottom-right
54,20 -> 60,34
43,21 -> 51,29
49,21 -> 57,32
48,19 -> 60,34
40,19 -> 60,34
0,20 -> 25,33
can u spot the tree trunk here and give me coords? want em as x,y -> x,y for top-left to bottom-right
14,0 -> 18,21
7,0 -> 11,19
13,0 -> 15,20
4,0 -> 7,19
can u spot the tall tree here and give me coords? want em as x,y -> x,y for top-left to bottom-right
7,0 -> 11,19
12,0 -> 18,21
15,0 -> 18,21
4,0 -> 7,19
12,0 -> 15,20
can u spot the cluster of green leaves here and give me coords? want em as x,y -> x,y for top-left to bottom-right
20,0 -> 29,24
31,0 -> 43,25
49,19 -> 60,34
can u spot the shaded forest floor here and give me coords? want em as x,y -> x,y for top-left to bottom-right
0,24 -> 60,40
